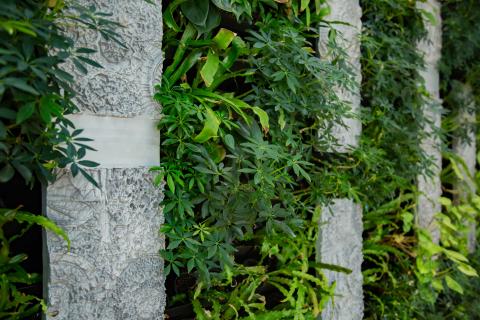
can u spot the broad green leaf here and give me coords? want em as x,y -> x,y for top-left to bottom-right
0,164 -> 14,182
200,51 -> 219,87
168,50 -> 203,86
180,0 -> 209,26
16,102 -> 35,124
12,161 -> 32,183
457,263 -> 479,277
223,134 -> 235,149
444,249 -> 469,263
213,28 -> 236,50
252,107 -> 269,134
167,174 -> 175,193
300,0 -> 309,11
194,108 -> 220,143
445,275 -> 463,294
192,5 -> 221,34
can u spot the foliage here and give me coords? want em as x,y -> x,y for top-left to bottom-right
0,0 -> 120,187
0,208 -> 69,320
157,0 -> 356,317
159,0 -> 480,318
422,247 -> 480,319
0,0 -> 117,317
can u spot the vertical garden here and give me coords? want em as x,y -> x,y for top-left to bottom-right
1,0 -> 480,319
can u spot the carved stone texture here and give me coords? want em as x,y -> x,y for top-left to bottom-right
317,199 -> 363,320
452,84 -> 477,253
66,0 -> 163,117
44,0 -> 165,319
45,169 -> 165,320
416,0 -> 442,244
318,0 -> 362,153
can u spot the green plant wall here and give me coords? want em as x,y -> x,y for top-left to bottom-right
159,0 -> 480,319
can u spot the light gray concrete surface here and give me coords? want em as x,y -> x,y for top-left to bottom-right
416,0 -> 442,245
318,0 -> 362,153
44,1 -> 165,319
317,199 -> 364,320
317,1 -> 364,319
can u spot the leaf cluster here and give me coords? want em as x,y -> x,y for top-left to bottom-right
0,0 -> 118,316
158,0 -> 355,318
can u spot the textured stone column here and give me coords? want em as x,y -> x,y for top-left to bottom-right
416,0 -> 442,244
452,84 -> 477,253
44,1 -> 165,319
317,1 -> 363,319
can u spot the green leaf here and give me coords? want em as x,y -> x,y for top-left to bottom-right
0,164 -> 14,182
200,51 -> 220,87
78,160 -> 100,168
164,0 -> 188,32
194,107 -> 220,143
224,134 -> 235,149
445,275 -> 463,294
180,0 -> 209,26
252,107 -> 269,134
3,78 -> 38,95
192,5 -> 221,34
457,263 -> 479,277
16,102 -> 35,124
167,174 -> 175,193
15,211 -> 70,250
213,28 -> 236,50
12,161 -> 32,183
77,56 -> 103,69
39,95 -> 62,123
444,249 -> 469,263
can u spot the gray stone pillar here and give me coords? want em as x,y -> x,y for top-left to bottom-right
317,1 -> 363,319
416,0 -> 442,244
452,84 -> 477,253
44,1 -> 165,319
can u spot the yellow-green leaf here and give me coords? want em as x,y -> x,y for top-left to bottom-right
16,211 -> 70,250
252,106 -> 269,134
213,28 -> 236,50
194,107 -> 220,143
457,263 -> 479,277
200,51 -> 219,87
445,275 -> 463,294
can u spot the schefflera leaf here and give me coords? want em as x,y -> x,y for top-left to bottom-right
194,107 -> 220,143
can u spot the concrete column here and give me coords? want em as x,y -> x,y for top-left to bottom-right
44,1 -> 165,319
416,0 -> 442,244
452,84 -> 477,253
317,1 -> 363,319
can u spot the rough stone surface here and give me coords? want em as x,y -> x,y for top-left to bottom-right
416,0 -> 442,244
318,0 -> 362,152
316,2 -> 364,319
65,0 -> 163,118
45,169 -> 165,320
452,84 -> 477,253
44,0 -> 165,319
317,199 -> 364,320
316,1 -> 363,319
